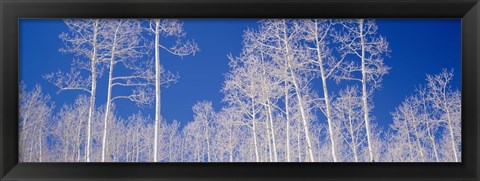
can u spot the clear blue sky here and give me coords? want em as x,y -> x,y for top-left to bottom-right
20,19 -> 461,129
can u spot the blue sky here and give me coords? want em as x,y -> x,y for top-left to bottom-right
20,19 -> 461,129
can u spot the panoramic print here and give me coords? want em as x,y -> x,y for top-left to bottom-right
19,19 -> 461,162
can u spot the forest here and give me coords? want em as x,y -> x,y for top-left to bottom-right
19,19 -> 461,162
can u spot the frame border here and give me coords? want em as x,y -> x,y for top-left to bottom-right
1,0 -> 479,180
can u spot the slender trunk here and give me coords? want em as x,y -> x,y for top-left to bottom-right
251,97 -> 260,162
314,20 -> 337,162
86,19 -> 99,162
102,22 -> 120,162
267,102 -> 278,162
154,19 -> 161,162
359,19 -> 374,162
285,67 -> 291,162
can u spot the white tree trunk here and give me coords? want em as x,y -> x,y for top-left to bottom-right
101,62 -> 113,162
359,19 -> 374,162
314,20 -> 337,162
86,19 -> 99,162
267,102 -> 278,162
101,23 -> 120,162
251,97 -> 260,162
154,19 -> 161,162
285,69 -> 291,162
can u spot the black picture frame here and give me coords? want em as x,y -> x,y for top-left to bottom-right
1,0 -> 479,180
